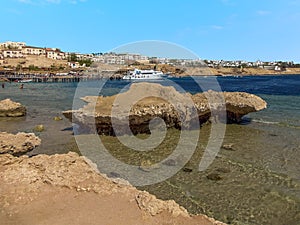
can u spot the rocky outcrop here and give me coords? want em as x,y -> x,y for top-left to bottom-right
0,132 -> 41,155
63,83 -> 267,135
193,90 -> 267,123
0,99 -> 26,117
0,152 -> 226,225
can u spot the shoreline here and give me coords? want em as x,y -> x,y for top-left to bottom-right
1,66 -> 300,82
0,151 -> 226,225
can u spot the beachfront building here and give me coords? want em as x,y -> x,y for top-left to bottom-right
2,50 -> 24,58
0,41 -> 26,50
22,46 -> 46,56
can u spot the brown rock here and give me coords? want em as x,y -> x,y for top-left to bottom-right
222,144 -> 236,151
0,152 -> 226,225
135,191 -> 189,217
0,132 -> 41,155
207,173 -> 223,181
63,83 -> 267,135
0,99 -> 26,117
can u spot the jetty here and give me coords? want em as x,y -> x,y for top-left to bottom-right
0,70 -> 123,82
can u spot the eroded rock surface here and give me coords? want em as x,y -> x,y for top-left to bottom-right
63,83 -> 267,135
0,152 -> 226,225
0,99 -> 26,117
0,132 -> 41,155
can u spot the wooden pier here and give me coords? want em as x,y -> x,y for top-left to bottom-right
0,70 -> 123,83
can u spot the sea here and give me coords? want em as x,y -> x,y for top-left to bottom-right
0,75 -> 299,225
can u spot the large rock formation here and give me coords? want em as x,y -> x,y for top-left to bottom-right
63,83 -> 267,135
0,152 -> 226,225
0,132 -> 41,155
0,99 -> 26,117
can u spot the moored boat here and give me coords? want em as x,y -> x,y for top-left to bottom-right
122,68 -> 164,80
18,79 -> 33,83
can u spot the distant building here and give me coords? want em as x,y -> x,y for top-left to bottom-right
68,61 -> 81,69
45,48 -> 66,60
2,50 -> 23,58
92,52 -> 149,65
260,65 -> 275,70
0,41 -> 26,49
22,46 -> 46,56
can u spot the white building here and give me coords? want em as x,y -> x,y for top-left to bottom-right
22,46 -> 46,55
2,50 -> 24,58
0,41 -> 26,49
68,61 -> 81,69
46,48 -> 66,60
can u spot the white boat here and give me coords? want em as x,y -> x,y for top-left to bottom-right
18,79 -> 33,83
122,69 -> 164,80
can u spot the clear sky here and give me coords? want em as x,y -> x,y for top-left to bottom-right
1,0 -> 299,62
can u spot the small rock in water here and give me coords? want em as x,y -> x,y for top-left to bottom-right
162,159 -> 177,166
207,173 -> 222,181
139,160 -> 159,172
216,167 -> 231,173
108,172 -> 121,178
222,144 -> 236,151
182,167 -> 193,173
53,116 -> 63,121
34,125 -> 45,132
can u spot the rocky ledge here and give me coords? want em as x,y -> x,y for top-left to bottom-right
0,132 -> 41,156
0,151 -> 226,225
0,99 -> 26,117
63,83 -> 267,135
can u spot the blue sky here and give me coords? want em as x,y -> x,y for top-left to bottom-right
1,0 -> 300,62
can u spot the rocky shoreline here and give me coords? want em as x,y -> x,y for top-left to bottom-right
0,133 -> 225,225
0,86 -> 267,224
0,98 -> 227,224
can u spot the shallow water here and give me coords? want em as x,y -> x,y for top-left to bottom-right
0,82 -> 77,154
96,125 -> 300,225
0,75 -> 299,224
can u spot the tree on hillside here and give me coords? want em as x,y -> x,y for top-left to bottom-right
68,53 -> 78,62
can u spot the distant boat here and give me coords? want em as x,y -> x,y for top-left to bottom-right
18,79 -> 33,83
122,68 -> 164,80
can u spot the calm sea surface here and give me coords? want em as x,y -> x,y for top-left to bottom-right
0,75 -> 299,224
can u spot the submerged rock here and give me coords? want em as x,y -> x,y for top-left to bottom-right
182,167 -> 193,173
207,173 -> 223,181
53,116 -> 63,121
63,83 -> 267,135
0,132 -> 41,155
216,168 -> 231,173
33,124 -> 45,132
222,144 -> 236,151
0,99 -> 26,117
162,159 -> 177,166
139,160 -> 160,172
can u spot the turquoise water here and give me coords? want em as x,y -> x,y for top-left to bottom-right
0,75 -> 299,224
